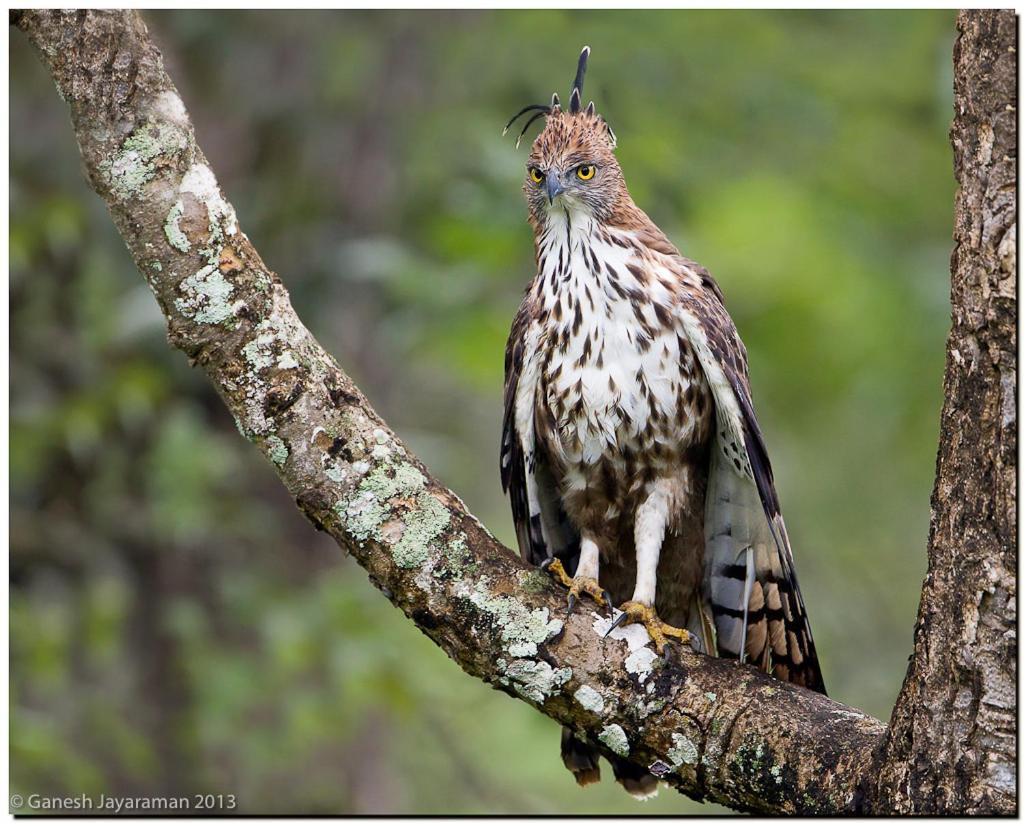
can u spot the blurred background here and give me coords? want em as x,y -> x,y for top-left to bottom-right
11,10 -> 956,814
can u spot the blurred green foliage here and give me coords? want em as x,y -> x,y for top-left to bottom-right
11,10 -> 955,814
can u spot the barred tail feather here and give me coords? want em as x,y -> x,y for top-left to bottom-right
704,446 -> 826,694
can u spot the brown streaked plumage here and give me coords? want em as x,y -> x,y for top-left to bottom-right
500,47 -> 825,798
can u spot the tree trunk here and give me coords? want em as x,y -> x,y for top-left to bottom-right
873,10 -> 1017,814
11,8 -> 1016,815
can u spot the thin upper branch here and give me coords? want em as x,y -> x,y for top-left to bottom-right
15,9 -> 886,814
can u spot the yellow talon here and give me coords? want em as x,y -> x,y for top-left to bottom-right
610,600 -> 691,655
543,557 -> 575,588
543,558 -> 613,614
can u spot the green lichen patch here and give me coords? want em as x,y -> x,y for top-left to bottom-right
598,724 -> 630,758
266,435 -> 288,466
340,461 -> 426,544
464,579 -> 564,658
668,732 -> 699,768
105,119 -> 188,201
393,492 -> 450,570
174,264 -> 241,324
242,322 -> 278,371
338,461 -> 453,573
574,685 -> 605,714
325,464 -> 347,484
434,536 -> 475,581
164,200 -> 190,253
638,697 -> 667,719
730,738 -> 793,807
501,659 -> 571,704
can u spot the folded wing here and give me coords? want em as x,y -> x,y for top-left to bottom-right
676,265 -> 826,694
500,301 -> 579,568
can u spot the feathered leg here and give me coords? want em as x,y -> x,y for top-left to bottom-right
609,481 -> 692,654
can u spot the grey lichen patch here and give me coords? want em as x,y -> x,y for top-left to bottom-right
638,697 -> 667,719
164,200 -> 190,252
340,461 -> 426,544
668,732 -> 699,768
174,264 -> 242,325
164,162 -> 239,263
464,579 -> 564,658
232,414 -> 250,439
180,163 -> 238,263
704,691 -> 718,703
594,613 -> 660,683
392,492 -> 450,570
574,685 -> 605,715
598,724 -> 630,758
625,647 -> 659,683
105,118 -> 188,201
501,659 -> 571,704
242,322 -> 278,371
339,460 -> 454,572
266,435 -> 288,466
325,464 -> 347,484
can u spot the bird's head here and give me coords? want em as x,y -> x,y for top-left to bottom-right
504,47 -> 625,223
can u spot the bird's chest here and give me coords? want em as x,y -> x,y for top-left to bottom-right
532,237 -> 712,488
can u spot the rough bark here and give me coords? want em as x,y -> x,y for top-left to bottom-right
872,10 -> 1017,815
11,8 -> 1015,815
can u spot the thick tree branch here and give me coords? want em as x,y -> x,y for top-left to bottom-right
873,10 -> 1017,815
13,9 -> 1014,815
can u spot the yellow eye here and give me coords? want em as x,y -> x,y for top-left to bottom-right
576,164 -> 596,181
529,167 -> 544,185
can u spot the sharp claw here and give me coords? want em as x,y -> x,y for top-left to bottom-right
604,611 -> 629,637
540,557 -> 553,571
566,594 -> 577,616
602,591 -> 613,613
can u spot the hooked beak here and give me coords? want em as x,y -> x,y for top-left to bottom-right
545,174 -> 565,204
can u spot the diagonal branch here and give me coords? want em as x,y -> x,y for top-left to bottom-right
14,9 -> 892,814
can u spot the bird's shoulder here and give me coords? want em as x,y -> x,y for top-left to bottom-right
504,292 -> 540,377
627,217 -> 751,380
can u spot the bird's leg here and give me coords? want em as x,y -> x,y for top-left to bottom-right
542,535 -> 612,615
609,484 -> 692,655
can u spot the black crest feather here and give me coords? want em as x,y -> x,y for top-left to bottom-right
502,103 -> 551,136
503,46 -> 602,148
569,46 -> 590,114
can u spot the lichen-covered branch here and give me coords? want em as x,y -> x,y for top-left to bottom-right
13,9 -> 1014,815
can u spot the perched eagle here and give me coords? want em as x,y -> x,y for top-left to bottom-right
500,47 -> 826,797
